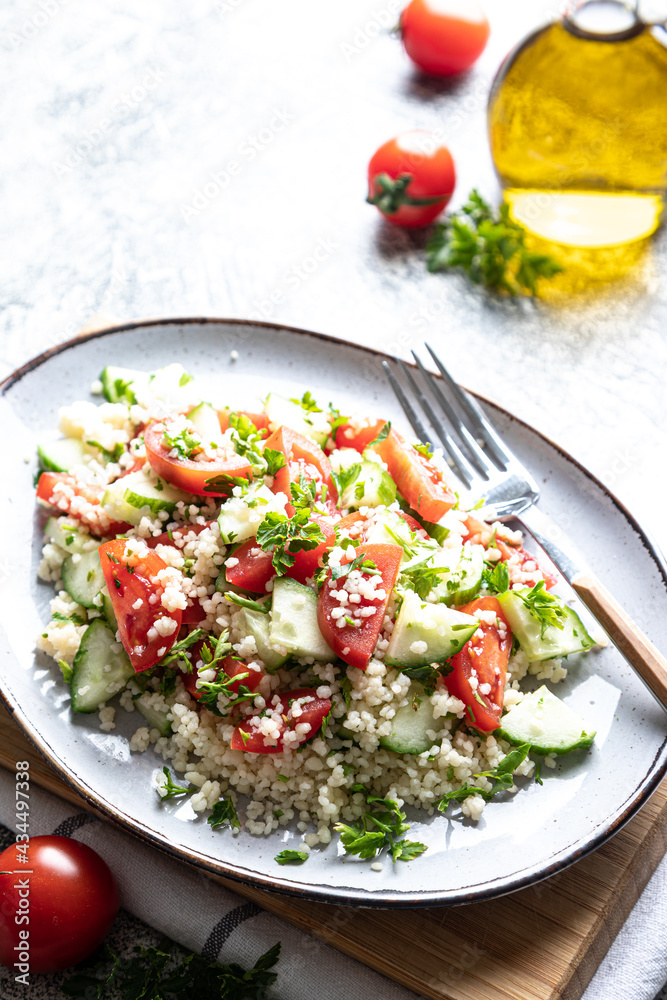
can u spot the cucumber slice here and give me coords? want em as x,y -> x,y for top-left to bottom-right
339,459 -> 397,510
269,577 -> 335,661
265,392 -> 330,446
218,483 -> 288,545
429,543 -> 484,607
61,549 -> 104,609
100,366 -> 150,404
238,606 -> 289,673
499,685 -> 596,755
102,468 -> 193,526
135,698 -> 173,736
38,438 -> 87,473
187,401 -> 225,449
497,590 -> 595,661
102,588 -> 118,633
384,590 -> 479,668
379,684 -> 441,755
366,511 -> 438,571
44,517 -> 90,555
70,619 -> 134,712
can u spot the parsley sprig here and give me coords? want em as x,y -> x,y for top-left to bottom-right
334,785 -> 427,863
61,938 -> 281,1000
330,551 -> 380,582
208,797 -> 241,830
437,743 -> 532,811
162,424 -> 202,460
481,560 -> 510,595
256,509 -> 325,575
517,580 -> 567,637
158,766 -> 194,800
426,190 -> 563,296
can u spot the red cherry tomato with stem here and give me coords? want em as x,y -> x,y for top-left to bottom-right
400,0 -> 490,77
367,130 -> 456,228
0,836 -> 120,974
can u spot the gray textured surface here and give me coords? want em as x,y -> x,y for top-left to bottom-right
0,0 -> 666,994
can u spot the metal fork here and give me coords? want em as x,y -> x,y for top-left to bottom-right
383,345 -> 667,711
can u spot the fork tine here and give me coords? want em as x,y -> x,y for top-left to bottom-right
382,361 -> 473,488
411,350 -> 493,478
396,360 -> 480,485
425,343 -> 509,469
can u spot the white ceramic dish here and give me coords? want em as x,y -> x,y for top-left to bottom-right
1,318 -> 666,908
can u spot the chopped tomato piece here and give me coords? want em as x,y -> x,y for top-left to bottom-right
98,539 -> 182,672
230,686 -> 331,753
144,419 -> 253,496
36,472 -> 130,537
264,426 -> 336,513
181,598 -> 206,625
225,539 -> 275,593
286,515 -> 335,585
495,540 -> 558,591
370,429 -> 456,523
218,410 -> 270,434
444,596 -> 512,733
317,542 -> 403,671
335,509 -> 426,545
334,418 -> 387,452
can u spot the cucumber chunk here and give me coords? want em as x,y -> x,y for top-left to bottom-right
379,684 -> 441,755
102,468 -> 193,526
187,401 -> 225,449
70,619 -> 134,712
238,606 -> 289,673
366,511 -> 438,571
265,393 -> 330,446
38,438 -> 87,473
269,577 -> 335,661
101,588 -> 118,633
428,543 -> 484,607
339,459 -> 397,510
384,590 -> 479,668
61,549 -> 104,609
100,366 -> 150,404
497,590 -> 595,661
44,517 -> 91,555
499,685 -> 596,755
135,698 -> 173,737
218,483 -> 288,545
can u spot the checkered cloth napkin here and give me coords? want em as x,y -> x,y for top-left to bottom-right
0,769 -> 666,1000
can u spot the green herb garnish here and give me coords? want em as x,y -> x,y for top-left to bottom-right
274,849 -> 308,866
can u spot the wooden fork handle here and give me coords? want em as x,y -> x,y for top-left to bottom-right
572,572 -> 667,710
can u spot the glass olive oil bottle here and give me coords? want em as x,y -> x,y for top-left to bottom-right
488,1 -> 667,250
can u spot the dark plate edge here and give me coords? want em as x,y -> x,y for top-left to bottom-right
1,315 -> 666,910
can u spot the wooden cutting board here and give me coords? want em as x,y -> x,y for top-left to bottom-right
1,702 -> 665,1000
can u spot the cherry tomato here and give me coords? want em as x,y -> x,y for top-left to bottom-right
463,516 -> 558,590
317,543 -> 403,670
99,538 -> 182,671
370,428 -> 457,522
36,472 -> 129,537
400,0 -> 490,77
225,539 -> 275,593
367,131 -> 456,228
264,426 -> 336,512
231,687 -> 331,753
0,836 -> 120,974
334,418 -> 387,452
144,419 -> 253,496
444,595 -> 512,732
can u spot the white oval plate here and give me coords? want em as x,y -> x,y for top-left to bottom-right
1,318 -> 666,907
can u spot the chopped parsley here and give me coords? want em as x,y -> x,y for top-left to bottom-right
158,766 -> 194,800
517,580 -> 567,637
224,593 -> 271,614
162,423 -> 201,460
256,509 -> 326,575
482,560 -> 510,595
207,796 -> 241,831
437,743 -> 532,810
290,390 -> 322,414
274,849 -> 308,866
368,421 -> 391,447
330,552 -> 380,582
334,785 -> 427,863
51,610 -> 86,625
330,463 -> 361,503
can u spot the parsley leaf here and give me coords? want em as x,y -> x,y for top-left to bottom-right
157,628 -> 209,671
274,849 -> 308,865
224,593 -> 271,614
256,509 -> 325,575
158,766 -> 194,800
368,421 -> 391,447
334,787 -> 427,863
330,463 -> 362,504
264,448 -> 286,477
400,564 -> 448,600
481,560 -> 510,595
437,743 -> 532,811
517,580 -> 567,637
204,472 -> 251,496
162,423 -> 202,460
52,610 -> 86,625
290,390 -> 322,413
58,658 -> 73,682
328,404 -> 349,437
426,189 -> 563,296
207,796 -> 241,830
330,552 -> 380,582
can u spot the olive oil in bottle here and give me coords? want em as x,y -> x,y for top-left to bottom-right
488,1 -> 667,251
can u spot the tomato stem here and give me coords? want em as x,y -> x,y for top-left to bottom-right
367,172 -> 445,215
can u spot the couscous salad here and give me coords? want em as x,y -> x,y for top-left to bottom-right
35,363 -> 597,865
